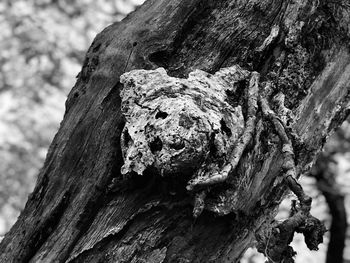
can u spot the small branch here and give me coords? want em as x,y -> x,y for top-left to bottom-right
186,71 -> 260,189
258,94 -> 326,262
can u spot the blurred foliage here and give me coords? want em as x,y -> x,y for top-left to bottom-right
0,0 -> 144,235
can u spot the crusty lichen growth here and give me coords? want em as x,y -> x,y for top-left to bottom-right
120,66 -> 248,177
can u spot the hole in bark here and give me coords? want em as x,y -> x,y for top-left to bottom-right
169,141 -> 185,150
91,56 -> 99,67
226,79 -> 247,109
209,132 -> 217,155
155,110 -> 168,119
150,137 -> 163,153
92,43 -> 102,53
148,50 -> 170,68
220,119 -> 232,137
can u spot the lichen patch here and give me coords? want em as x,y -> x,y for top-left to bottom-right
119,67 -> 247,177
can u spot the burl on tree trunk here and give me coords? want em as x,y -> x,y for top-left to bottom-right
1,0 -> 350,262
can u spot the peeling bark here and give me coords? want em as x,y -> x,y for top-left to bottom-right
1,0 -> 350,262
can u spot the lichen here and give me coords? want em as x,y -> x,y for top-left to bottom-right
119,66 -> 248,177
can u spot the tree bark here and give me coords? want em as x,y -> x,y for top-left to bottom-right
1,0 -> 350,262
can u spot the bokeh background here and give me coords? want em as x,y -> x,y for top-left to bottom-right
0,1 -> 349,262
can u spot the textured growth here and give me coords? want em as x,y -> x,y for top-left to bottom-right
119,67 -> 248,177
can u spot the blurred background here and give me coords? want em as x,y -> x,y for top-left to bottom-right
0,1 -> 349,262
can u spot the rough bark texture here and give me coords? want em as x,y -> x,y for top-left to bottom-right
1,0 -> 350,262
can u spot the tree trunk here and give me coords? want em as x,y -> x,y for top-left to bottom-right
1,0 -> 350,262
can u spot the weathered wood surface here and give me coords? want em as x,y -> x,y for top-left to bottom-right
1,0 -> 350,262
